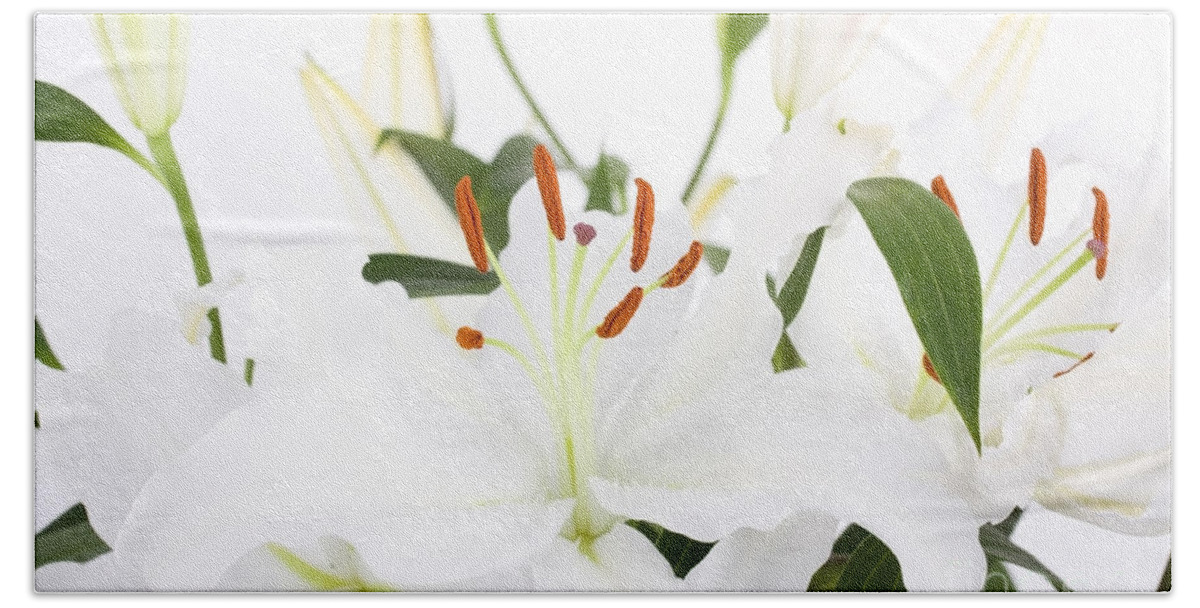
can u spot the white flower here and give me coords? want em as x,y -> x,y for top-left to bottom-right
117,149 -> 847,590
770,15 -> 886,130
730,97 -> 894,277
774,106 -> 1170,590
92,14 -> 188,138
35,312 -> 251,591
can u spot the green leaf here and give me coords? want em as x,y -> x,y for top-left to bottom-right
702,242 -> 731,274
584,152 -> 630,214
774,227 -> 827,327
35,503 -> 112,569
35,318 -> 64,370
1158,557 -> 1171,592
35,81 -> 131,153
716,14 -> 768,76
378,130 -> 544,252
485,133 -> 538,206
363,254 -> 499,298
978,511 -> 1070,592
808,524 -> 906,591
847,177 -> 984,452
771,332 -> 806,372
627,520 -> 716,579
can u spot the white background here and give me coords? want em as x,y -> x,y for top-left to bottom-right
3,0 -> 1194,605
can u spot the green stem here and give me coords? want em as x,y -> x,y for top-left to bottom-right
681,77 -> 732,204
485,14 -> 578,171
146,132 -> 227,363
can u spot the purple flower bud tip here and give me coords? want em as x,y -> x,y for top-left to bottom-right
1087,238 -> 1108,260
574,222 -> 597,246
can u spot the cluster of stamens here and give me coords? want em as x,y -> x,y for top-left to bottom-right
917,147 -> 1114,402
451,144 -> 703,352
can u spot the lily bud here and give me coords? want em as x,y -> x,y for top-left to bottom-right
770,15 -> 885,128
92,14 -> 189,137
362,14 -> 448,137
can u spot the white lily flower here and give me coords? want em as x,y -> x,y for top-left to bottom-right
118,147 -> 855,590
770,15 -> 886,131
361,14 -> 448,139
731,96 -> 894,277
773,105 -> 1170,590
35,312 -> 251,591
92,14 -> 188,138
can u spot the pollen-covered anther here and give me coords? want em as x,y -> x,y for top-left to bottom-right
931,175 -> 960,219
631,178 -> 656,272
574,222 -> 596,246
921,353 -> 941,384
661,241 -> 704,288
532,144 -> 566,240
1092,187 -> 1110,280
455,326 -> 485,350
1028,148 -> 1047,245
1053,352 -> 1094,378
596,287 -> 644,339
454,176 -> 489,273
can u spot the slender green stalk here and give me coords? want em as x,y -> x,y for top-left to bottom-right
983,250 -> 1093,350
485,14 -> 578,171
681,78 -> 732,204
146,132 -> 227,363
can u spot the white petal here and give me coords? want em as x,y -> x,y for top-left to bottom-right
117,384 -> 565,589
35,311 -> 249,543
1008,508 -> 1170,592
684,511 -> 841,591
464,524 -> 681,591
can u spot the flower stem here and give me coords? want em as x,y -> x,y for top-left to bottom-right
681,78 -> 732,204
485,14 -> 578,171
146,132 -> 227,363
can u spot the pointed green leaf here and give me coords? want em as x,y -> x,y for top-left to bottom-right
808,524 -> 905,591
627,520 -> 715,579
35,318 -> 64,370
584,153 -> 630,214
363,254 -> 499,298
35,81 -> 131,153
1158,557 -> 1171,592
847,177 -> 983,451
35,503 -> 112,569
774,227 -> 827,327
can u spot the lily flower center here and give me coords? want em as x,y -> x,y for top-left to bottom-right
452,145 -> 702,544
906,148 -> 1115,428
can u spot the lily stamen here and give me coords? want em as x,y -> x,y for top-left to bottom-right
533,144 -> 567,241
631,178 -> 655,272
455,176 -> 489,273
1028,147 -> 1047,245
1092,187 -> 1110,279
931,175 -> 960,219
922,353 -> 941,384
596,287 -> 644,339
661,241 -> 704,289
1053,351 -> 1095,378
456,326 -> 484,350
